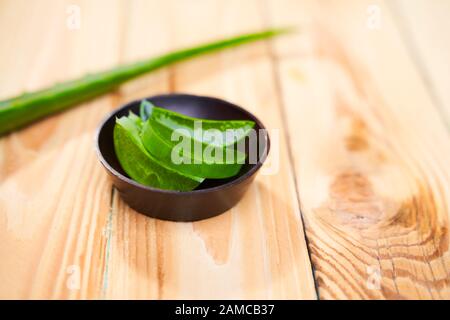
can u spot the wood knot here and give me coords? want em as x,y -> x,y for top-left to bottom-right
345,118 -> 369,152
316,170 -> 383,230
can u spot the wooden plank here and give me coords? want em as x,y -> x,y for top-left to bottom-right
267,0 -> 450,299
0,0 -> 131,299
0,0 -> 317,299
392,0 -> 450,127
102,0 -> 316,300
0,0 -> 170,299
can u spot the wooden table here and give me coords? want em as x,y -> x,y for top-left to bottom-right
0,0 -> 449,300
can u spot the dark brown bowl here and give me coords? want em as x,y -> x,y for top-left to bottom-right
95,93 -> 270,221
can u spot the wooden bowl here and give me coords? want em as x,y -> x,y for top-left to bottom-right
95,93 -> 270,221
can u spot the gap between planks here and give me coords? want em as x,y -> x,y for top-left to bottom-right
260,0 -> 321,299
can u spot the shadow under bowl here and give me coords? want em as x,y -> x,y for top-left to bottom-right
95,93 -> 270,222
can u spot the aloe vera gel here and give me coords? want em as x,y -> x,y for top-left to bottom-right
114,100 -> 255,191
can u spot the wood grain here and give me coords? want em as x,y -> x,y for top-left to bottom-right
267,0 -> 450,299
1,0 -> 449,300
0,0 -> 138,299
392,0 -> 450,127
102,0 -> 316,300
0,0 -> 316,299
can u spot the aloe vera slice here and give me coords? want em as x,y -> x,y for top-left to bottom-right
140,120 -> 244,179
114,116 -> 204,191
142,101 -> 255,149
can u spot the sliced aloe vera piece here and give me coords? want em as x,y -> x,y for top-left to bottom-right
114,116 -> 204,191
140,120 -> 244,179
141,101 -> 255,149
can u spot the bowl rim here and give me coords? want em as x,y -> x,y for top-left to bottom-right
95,93 -> 270,195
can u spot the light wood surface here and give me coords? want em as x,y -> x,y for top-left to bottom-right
0,0 -> 449,299
392,0 -> 450,126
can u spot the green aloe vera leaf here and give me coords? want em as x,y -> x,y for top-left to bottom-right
140,119 -> 244,179
139,100 -> 153,121
0,28 -> 291,136
127,111 -> 144,129
114,116 -> 204,191
142,101 -> 255,151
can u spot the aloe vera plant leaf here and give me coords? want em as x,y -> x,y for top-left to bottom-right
138,101 -> 252,179
114,116 -> 204,191
140,120 -> 244,179
127,111 -> 143,128
145,102 -> 255,149
0,28 -> 291,136
139,100 -> 154,121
